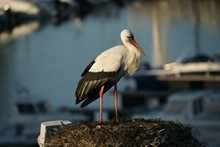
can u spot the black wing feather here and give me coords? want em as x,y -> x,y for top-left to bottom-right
75,71 -> 116,105
80,81 -> 114,107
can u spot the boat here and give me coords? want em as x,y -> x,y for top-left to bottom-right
0,0 -> 41,33
127,54 -> 220,91
131,88 -> 220,146
0,88 -> 89,146
159,54 -> 220,80
0,0 -> 40,20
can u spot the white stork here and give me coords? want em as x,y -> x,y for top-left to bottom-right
75,29 -> 147,123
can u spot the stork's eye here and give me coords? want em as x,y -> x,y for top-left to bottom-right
127,36 -> 130,38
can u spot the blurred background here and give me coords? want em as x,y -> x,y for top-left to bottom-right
0,0 -> 220,146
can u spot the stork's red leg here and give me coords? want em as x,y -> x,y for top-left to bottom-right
114,84 -> 119,123
99,86 -> 105,123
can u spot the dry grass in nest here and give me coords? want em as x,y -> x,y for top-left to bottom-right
45,118 -> 203,147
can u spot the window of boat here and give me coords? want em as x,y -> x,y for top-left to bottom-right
163,101 -> 187,114
37,102 -> 47,114
17,103 -> 35,114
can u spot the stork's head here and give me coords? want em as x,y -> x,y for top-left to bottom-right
120,29 -> 134,43
121,29 -> 147,58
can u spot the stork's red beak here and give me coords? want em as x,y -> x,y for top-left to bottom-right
131,40 -> 147,58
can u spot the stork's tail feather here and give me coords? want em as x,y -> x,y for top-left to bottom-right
80,96 -> 99,108
75,98 -> 81,105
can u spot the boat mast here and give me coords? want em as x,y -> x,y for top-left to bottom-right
192,0 -> 201,54
151,4 -> 167,67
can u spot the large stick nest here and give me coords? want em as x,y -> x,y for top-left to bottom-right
45,118 -> 203,147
